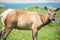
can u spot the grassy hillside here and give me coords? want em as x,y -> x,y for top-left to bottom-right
0,6 -> 60,40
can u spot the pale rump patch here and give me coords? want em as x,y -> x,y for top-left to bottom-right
0,9 -> 15,26
0,9 -> 15,18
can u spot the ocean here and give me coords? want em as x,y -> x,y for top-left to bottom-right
1,3 -> 60,9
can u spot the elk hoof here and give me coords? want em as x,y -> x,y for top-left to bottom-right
0,32 -> 1,37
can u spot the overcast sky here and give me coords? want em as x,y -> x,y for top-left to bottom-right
0,0 -> 60,3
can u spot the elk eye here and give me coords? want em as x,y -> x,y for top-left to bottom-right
54,13 -> 56,15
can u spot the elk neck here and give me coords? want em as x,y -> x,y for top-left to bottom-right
40,14 -> 51,25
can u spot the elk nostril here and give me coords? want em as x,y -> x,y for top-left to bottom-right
52,18 -> 55,21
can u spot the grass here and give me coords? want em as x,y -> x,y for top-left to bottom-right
0,6 -> 60,40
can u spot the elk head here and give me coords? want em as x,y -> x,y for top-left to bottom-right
45,7 -> 60,22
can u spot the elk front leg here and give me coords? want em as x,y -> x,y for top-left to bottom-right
32,29 -> 38,40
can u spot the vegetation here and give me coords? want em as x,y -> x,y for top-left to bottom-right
0,6 -> 60,40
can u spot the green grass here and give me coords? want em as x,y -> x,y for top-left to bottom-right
0,6 -> 60,40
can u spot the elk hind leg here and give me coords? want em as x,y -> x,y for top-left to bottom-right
1,27 -> 12,40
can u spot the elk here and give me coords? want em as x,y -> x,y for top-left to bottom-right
0,7 -> 59,40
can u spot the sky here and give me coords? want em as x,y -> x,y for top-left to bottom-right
0,0 -> 60,3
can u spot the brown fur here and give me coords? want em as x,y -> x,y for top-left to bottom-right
0,7 -> 59,40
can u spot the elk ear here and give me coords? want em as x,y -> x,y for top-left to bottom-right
44,6 -> 48,10
55,8 -> 60,12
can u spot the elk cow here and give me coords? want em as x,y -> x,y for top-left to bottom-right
0,7 -> 59,40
